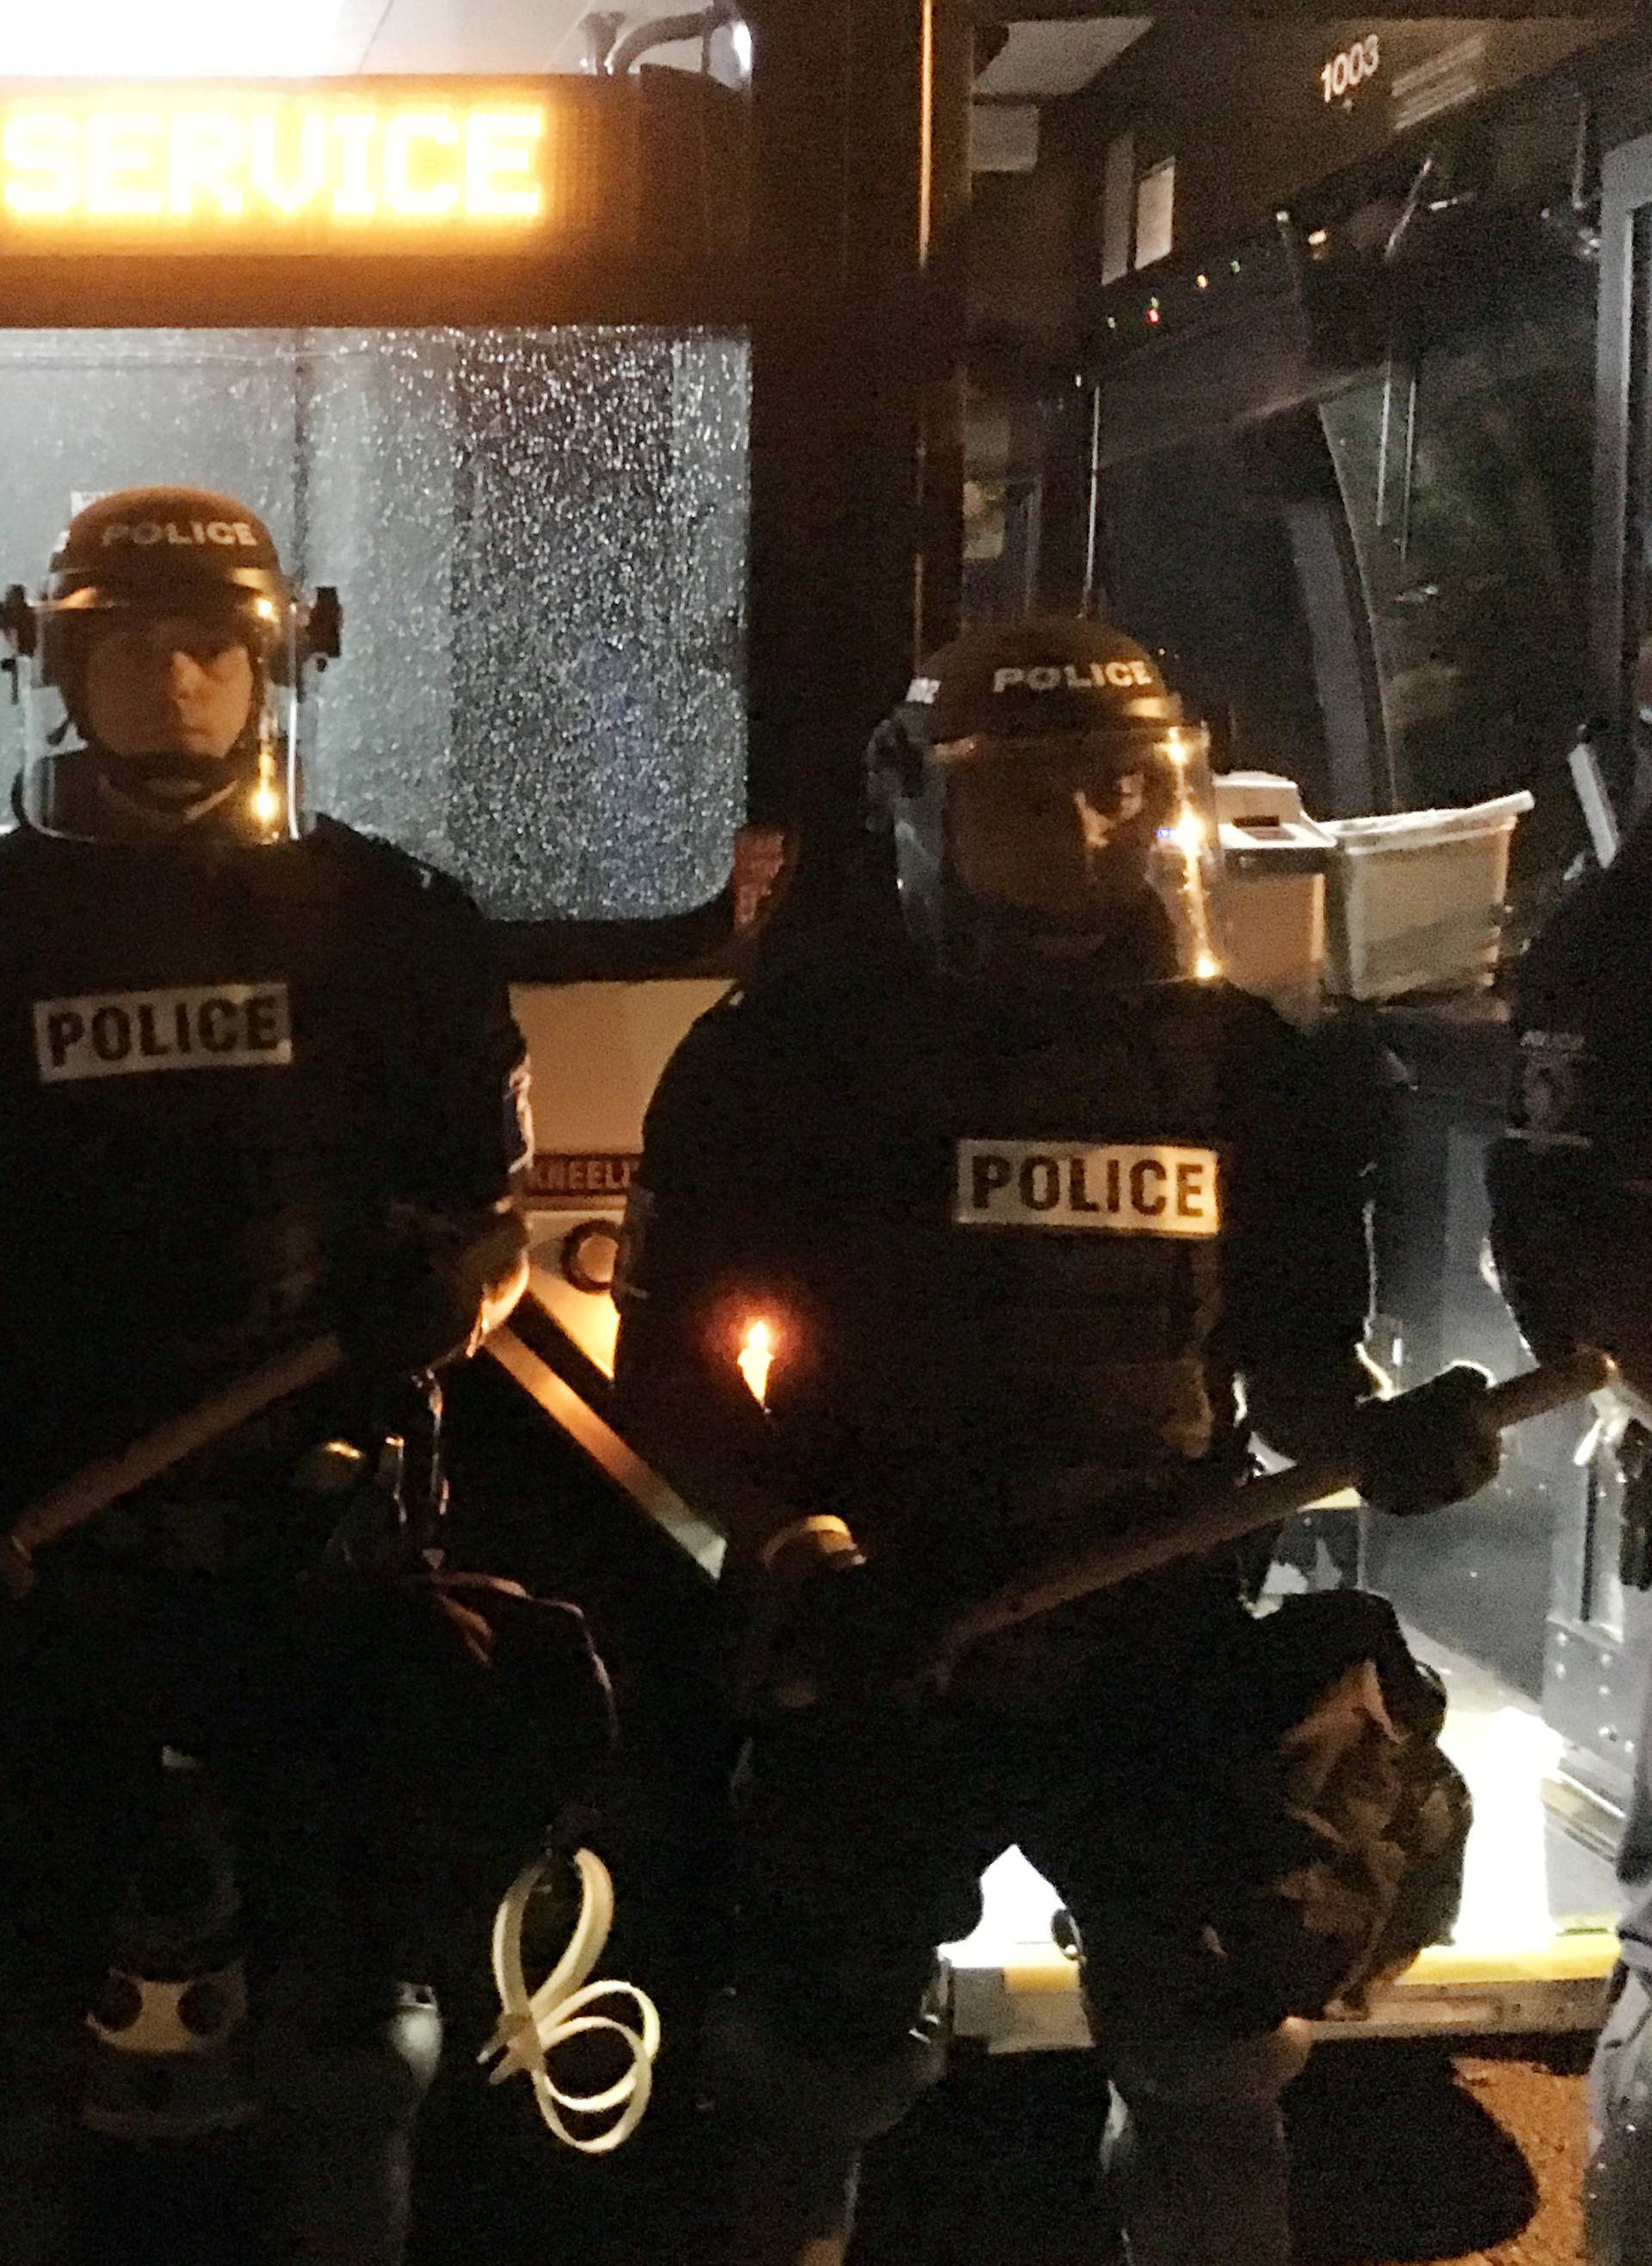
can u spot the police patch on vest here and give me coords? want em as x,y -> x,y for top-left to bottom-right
34,985 -> 293,1084
505,1059 -> 535,1176
954,1139 -> 1220,1237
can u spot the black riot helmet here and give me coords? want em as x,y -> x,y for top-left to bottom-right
866,617 -> 1225,986
3,485 -> 342,845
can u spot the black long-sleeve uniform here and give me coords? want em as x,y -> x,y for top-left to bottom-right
0,809 -> 590,2266
614,954 -> 1384,2051
0,812 -> 530,1519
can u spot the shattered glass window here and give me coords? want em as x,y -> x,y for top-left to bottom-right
0,325 -> 749,923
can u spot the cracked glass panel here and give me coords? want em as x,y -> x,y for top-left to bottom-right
0,324 -> 749,923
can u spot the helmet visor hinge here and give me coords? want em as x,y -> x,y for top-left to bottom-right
2,584 -> 37,659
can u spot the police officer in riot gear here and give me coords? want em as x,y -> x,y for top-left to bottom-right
613,617 -> 1502,2266
1487,807 -> 1652,2266
9,488 -> 334,848
0,486 -> 609,2265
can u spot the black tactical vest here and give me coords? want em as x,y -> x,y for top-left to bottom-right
720,974 -> 1242,1544
0,818 -> 443,1508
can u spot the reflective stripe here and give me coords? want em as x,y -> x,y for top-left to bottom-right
954,1140 -> 1220,1238
34,984 -> 293,1083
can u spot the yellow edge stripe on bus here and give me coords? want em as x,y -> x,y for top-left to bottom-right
996,1929 -> 1619,1998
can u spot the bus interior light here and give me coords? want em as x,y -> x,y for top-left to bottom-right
4,0 -> 346,78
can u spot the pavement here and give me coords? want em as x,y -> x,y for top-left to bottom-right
77,1982 -> 1600,2264
847,2034 -> 1593,2265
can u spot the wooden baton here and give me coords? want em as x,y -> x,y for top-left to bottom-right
0,1333 -> 345,1602
930,1349 -> 1618,1680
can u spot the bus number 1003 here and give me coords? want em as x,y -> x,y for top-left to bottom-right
1320,37 -> 1380,103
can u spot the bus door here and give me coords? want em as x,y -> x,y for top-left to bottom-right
1543,124 -> 1652,1841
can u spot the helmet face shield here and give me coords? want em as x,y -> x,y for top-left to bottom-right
12,585 -> 311,846
892,725 -> 1226,985
5,485 -> 335,847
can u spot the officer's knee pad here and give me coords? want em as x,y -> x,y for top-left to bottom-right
1106,2020 -> 1312,2115
701,1978 -> 948,2153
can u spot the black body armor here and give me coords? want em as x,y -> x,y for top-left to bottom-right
619,960 -> 1370,1565
0,814 -> 525,1516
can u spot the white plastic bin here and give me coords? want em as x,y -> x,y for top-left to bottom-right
1213,772 -> 1336,1016
1323,792 -> 1534,1002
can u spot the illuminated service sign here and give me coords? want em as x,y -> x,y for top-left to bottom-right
0,84 -> 571,249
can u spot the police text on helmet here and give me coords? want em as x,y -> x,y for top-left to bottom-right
990,661 -> 1156,695
98,521 -> 262,552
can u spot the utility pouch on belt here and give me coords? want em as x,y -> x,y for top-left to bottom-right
1233,1590 -> 1470,2021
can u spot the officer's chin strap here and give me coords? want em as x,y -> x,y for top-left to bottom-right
478,1848 -> 661,2153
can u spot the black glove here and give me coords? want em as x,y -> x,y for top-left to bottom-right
1351,1364 -> 1501,1519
